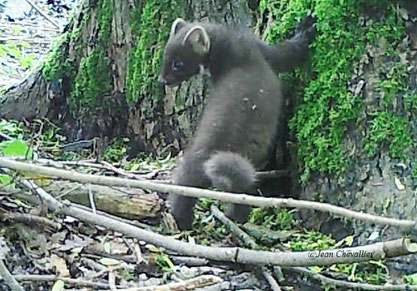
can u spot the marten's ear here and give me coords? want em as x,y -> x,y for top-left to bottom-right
170,18 -> 187,37
182,26 -> 210,55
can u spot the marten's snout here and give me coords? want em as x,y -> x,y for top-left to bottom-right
158,74 -> 167,85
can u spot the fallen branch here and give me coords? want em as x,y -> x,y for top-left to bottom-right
24,0 -> 60,28
284,267 -> 417,290
211,205 -> 258,249
262,267 -> 281,291
0,208 -> 61,230
0,132 -> 13,141
174,216 -> 280,286
211,199 -> 417,290
18,179 -> 417,266
0,158 -> 414,230
49,181 -> 162,219
0,258 -> 24,291
212,200 -> 282,290
117,275 -> 223,291
255,169 -> 289,180
12,274 -> 115,289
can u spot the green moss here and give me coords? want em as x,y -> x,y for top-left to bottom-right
261,1 -> 408,183
364,12 -> 413,161
126,0 -> 185,108
71,12 -> 90,47
365,112 -> 413,160
42,32 -> 74,81
98,0 -> 112,42
70,48 -> 112,114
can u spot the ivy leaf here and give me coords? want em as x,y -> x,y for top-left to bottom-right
2,140 -> 33,158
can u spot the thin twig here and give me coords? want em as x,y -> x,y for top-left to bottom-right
262,267 -> 281,291
18,179 -> 417,266
284,267 -> 417,290
88,184 -> 97,214
36,159 -> 150,180
0,208 -> 61,230
1,158 -> 414,230
116,275 -> 223,291
24,0 -> 60,28
80,258 -> 108,272
211,205 -> 281,290
255,169 -> 289,180
211,205 -> 258,249
0,258 -> 24,291
3,21 -> 60,32
0,132 -> 13,141
100,161 -> 142,179
12,274 -> 117,289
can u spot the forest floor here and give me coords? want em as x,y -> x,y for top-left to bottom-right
0,1 -> 415,290
0,0 -> 73,88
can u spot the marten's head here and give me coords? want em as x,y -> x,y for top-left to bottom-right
158,19 -> 210,86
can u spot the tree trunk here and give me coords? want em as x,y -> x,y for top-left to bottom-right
259,0 -> 417,272
0,0 -> 254,157
1,0 -> 416,270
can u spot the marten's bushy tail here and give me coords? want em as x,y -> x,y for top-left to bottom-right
203,151 -> 256,193
203,151 -> 256,222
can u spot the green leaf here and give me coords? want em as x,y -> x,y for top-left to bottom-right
71,246 -> 84,254
99,258 -> 120,266
2,140 -> 33,158
51,280 -> 65,291
0,174 -> 15,189
404,273 -> 417,285
104,242 -> 111,254
0,174 -> 11,185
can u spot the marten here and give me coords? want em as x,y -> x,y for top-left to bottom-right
158,17 -> 316,230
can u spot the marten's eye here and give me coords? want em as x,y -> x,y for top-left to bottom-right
172,60 -> 184,71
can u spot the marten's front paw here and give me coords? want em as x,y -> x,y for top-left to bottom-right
293,14 -> 317,45
171,208 -> 193,230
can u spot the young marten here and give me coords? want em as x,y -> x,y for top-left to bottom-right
159,17 -> 316,230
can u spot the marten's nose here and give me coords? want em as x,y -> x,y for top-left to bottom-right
158,74 -> 167,85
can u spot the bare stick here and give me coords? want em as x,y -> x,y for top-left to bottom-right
255,169 -> 289,180
0,208 -> 61,230
0,132 -> 13,141
100,160 -> 143,180
88,184 -> 97,214
12,274 -> 115,289
211,205 -> 258,249
19,180 -> 417,266
211,205 -> 281,290
284,267 -> 417,290
24,0 -> 60,28
0,258 -> 24,291
262,267 -> 281,291
211,206 -> 416,290
36,159 -> 149,180
1,158 -> 414,230
116,275 -> 223,291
